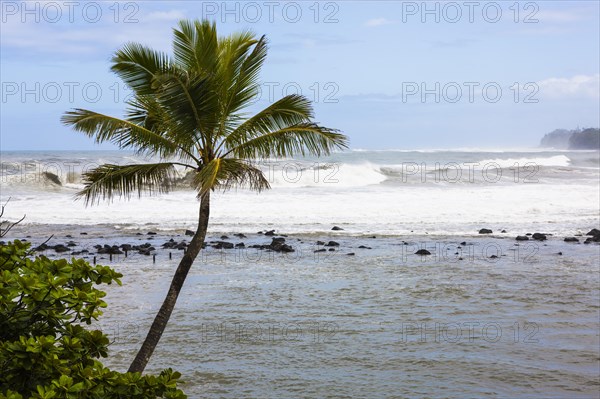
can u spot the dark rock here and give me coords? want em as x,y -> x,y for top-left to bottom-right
358,245 -> 372,249
213,241 -> 234,249
489,255 -> 498,259
235,242 -> 245,248
314,249 -> 327,253
586,228 -> 600,236
264,230 -> 276,236
136,232 -> 142,236
66,241 -> 77,247
501,230 -> 507,233
415,249 -> 431,255
332,226 -> 344,231
257,231 -> 264,235
316,241 -> 325,246
42,171 -> 61,185
80,232 -> 88,235
34,243 -> 49,251
347,253 -> 355,256
460,241 -> 467,246
53,245 -> 70,253
558,252 -> 563,255
370,236 -> 377,238
584,235 -> 600,244
147,231 -> 157,235
234,233 -> 247,238
516,236 -> 529,241
328,248 -> 335,252
220,235 -> 229,240
564,237 -> 579,243
185,229 -> 195,236
325,241 -> 340,247
268,237 -> 294,253
479,229 -> 493,234
66,235 -> 72,238
525,233 -> 532,236
532,233 -> 547,241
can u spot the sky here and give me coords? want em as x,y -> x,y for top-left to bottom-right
1,0 -> 599,150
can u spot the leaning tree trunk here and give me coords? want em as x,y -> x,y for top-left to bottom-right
128,191 -> 210,373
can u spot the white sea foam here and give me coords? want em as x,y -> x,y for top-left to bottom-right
1,150 -> 598,235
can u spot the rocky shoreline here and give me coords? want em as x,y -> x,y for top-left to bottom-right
1,226 -> 598,264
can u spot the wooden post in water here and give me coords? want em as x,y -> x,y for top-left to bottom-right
109,254 -> 112,262
125,249 -> 128,257
153,254 -> 156,264
93,256 -> 96,265
169,252 -> 172,260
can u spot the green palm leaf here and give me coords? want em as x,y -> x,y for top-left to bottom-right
193,158 -> 269,194
221,94 -> 314,151
61,109 -> 184,160
226,123 -> 348,159
111,43 -> 171,95
77,163 -> 178,205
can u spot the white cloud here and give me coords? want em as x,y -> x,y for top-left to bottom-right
364,18 -> 393,27
536,10 -> 584,23
145,10 -> 186,22
537,74 -> 600,99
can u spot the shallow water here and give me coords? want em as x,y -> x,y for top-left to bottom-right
2,149 -> 599,397
7,229 -> 599,398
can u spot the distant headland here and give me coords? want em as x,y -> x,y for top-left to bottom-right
540,128 -> 600,150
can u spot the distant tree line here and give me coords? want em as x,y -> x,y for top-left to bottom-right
540,128 -> 600,150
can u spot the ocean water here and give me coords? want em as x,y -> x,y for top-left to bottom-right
1,149 -> 599,235
1,149 -> 599,398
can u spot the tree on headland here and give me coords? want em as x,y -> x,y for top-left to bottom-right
62,19 -> 348,373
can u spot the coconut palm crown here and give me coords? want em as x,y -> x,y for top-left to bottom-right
61,19 -> 348,373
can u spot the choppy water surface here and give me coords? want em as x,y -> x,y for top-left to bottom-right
1,149 -> 599,397
7,229 -> 597,398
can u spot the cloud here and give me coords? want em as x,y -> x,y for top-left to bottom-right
537,74 -> 600,99
144,10 -> 186,22
536,10 -> 584,23
364,18 -> 393,27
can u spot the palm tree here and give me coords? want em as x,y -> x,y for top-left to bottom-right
61,19 -> 348,373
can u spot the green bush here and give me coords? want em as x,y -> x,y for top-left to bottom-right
0,240 -> 186,398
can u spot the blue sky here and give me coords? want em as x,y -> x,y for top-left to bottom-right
1,0 -> 599,150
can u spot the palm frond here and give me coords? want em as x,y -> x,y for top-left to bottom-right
77,163 -> 177,205
172,19 -> 218,73
220,94 -> 314,152
111,43 -> 171,95
193,158 -> 270,194
61,109 -> 182,159
152,67 -> 218,144
221,35 -> 268,118
226,123 -> 348,159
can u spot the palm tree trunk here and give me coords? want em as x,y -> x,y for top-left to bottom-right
128,191 -> 210,373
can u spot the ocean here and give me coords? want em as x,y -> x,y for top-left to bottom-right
1,149 -> 599,398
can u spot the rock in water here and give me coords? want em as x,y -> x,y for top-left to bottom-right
269,237 -> 294,253
586,228 -> 600,236
332,226 -> 344,231
516,236 -> 529,241
42,171 -> 61,185
532,233 -> 547,241
185,229 -> 195,236
563,237 -> 579,243
415,249 -> 431,255
479,229 -> 493,234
